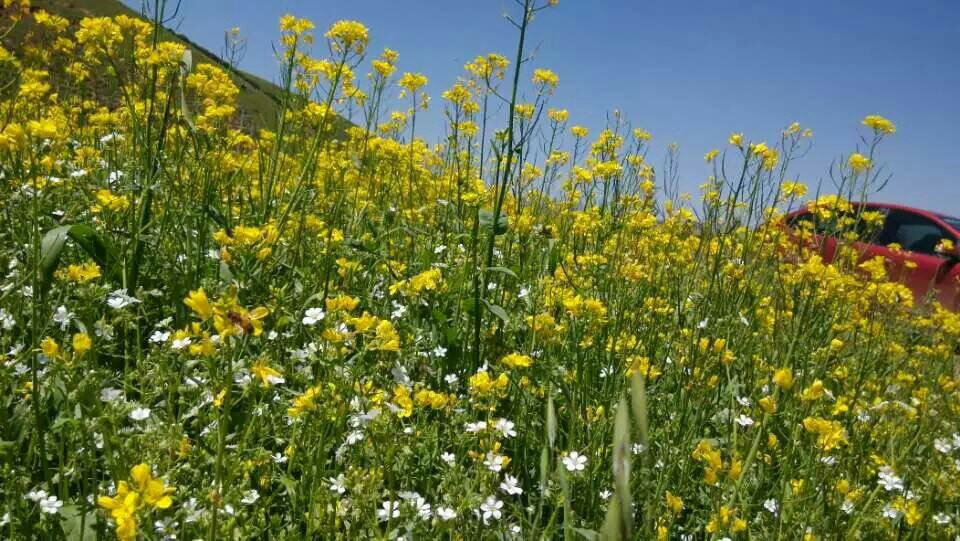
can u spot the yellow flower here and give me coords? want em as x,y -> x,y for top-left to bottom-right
183,288 -> 214,320
408,268 -> 442,294
548,108 -> 569,123
800,379 -> 826,401
399,72 -> 428,93
59,261 -> 102,283
40,337 -> 60,359
500,352 -> 533,369
372,320 -> 401,352
848,153 -> 871,173
393,384 -> 413,417
772,368 -> 794,390
665,491 -> 684,514
862,114 -> 896,134
325,20 -> 368,55
704,149 -> 719,163
251,360 -> 284,387
130,463 -> 174,509
532,68 -> 559,92
72,332 -> 92,357
232,225 -> 262,246
93,189 -> 130,213
326,295 -> 360,313
728,132 -> 743,148
758,395 -> 777,414
97,482 -> 139,541
802,417 -> 848,451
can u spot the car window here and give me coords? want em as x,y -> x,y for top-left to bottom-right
877,210 -> 955,256
848,206 -> 886,244
938,214 -> 960,232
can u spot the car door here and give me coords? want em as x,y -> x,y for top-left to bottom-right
872,209 -> 958,305
784,210 -> 839,262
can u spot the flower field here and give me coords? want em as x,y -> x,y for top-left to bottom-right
2,1 -> 960,539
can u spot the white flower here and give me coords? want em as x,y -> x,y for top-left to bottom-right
518,287 -> 530,299
52,305 -> 73,330
327,474 -> 346,495
302,307 -> 325,326
440,452 -> 456,465
500,475 -> 523,496
841,500 -> 855,514
934,438 -> 953,454
0,308 -> 14,330
413,498 -> 432,520
26,489 -> 49,502
484,452 -> 506,473
434,245 -> 447,254
632,443 -> 646,455
444,373 -> 459,387
763,498 -> 779,515
241,489 -> 260,505
882,503 -> 901,520
171,335 -> 191,350
272,453 -> 288,464
933,512 -> 951,525
100,387 -> 123,402
129,406 -> 151,421
391,302 -> 407,319
94,320 -> 115,341
599,489 -> 612,501
436,506 -> 457,521
480,496 -> 503,524
877,466 -> 904,492
735,414 -> 754,427
432,345 -> 447,358
377,500 -> 400,522
697,318 -> 709,329
149,330 -> 170,344
39,494 -> 63,515
465,421 -> 487,433
107,289 -> 140,310
562,451 -> 587,473
820,456 -> 837,465
494,418 -> 517,438
0,512 -> 8,527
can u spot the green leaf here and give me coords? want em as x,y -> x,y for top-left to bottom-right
573,528 -> 599,541
279,474 -> 298,501
180,49 -> 196,131
485,266 -> 518,279
60,504 -> 96,541
40,225 -> 71,293
478,209 -> 509,235
219,260 -> 234,283
546,394 -> 557,449
480,298 -> 509,324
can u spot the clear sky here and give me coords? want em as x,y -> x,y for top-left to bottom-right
122,1 -> 960,215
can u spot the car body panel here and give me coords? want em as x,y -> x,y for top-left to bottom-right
783,202 -> 960,310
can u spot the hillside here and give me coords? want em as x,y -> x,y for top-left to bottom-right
7,0 -> 349,134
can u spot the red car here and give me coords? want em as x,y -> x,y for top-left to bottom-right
783,202 -> 960,310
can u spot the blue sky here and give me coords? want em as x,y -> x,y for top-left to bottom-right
123,1 -> 960,215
